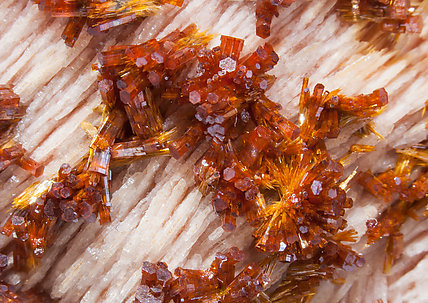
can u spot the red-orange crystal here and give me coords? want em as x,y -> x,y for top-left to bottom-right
0,86 -> 44,177
361,147 -> 428,273
134,247 -> 269,303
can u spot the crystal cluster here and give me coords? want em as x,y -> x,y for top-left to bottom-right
269,229 -> 363,302
255,0 -> 296,38
359,145 -> 428,272
337,0 -> 423,34
2,159 -> 110,268
0,25 -> 208,268
1,25 -> 390,300
134,247 -> 269,303
33,0 -> 184,46
126,29 -> 388,301
181,72 -> 386,263
251,0 -> 423,39
0,85 -> 44,177
1,117 -> 170,268
0,140 -> 44,177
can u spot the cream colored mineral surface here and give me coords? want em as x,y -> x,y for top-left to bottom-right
0,0 -> 427,302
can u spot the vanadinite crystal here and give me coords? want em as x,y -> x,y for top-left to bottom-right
0,85 -> 25,132
134,247 -> 269,303
173,61 -> 386,262
337,0 -> 423,34
359,145 -> 428,273
0,85 -> 44,177
1,128 -> 171,268
268,228 -> 365,302
33,0 -> 184,46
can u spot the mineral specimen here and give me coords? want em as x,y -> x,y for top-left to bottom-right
132,33 -> 389,302
0,23 -> 391,302
1,130 -> 171,268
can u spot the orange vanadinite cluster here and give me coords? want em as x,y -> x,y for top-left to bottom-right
114,28 -> 386,300
0,22 -> 392,301
358,146 -> 428,272
32,0 -> 184,46
0,85 -> 44,177
268,230 -> 364,302
183,71 -> 386,262
0,85 -> 25,133
2,159 -> 113,268
134,247 -> 269,303
337,0 -> 423,33
0,25 -> 210,268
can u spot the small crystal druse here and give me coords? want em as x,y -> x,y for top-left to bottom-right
134,247 -> 269,303
0,85 -> 43,177
112,27 -> 387,301
359,145 -> 428,273
33,0 -> 184,46
252,1 -> 423,39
